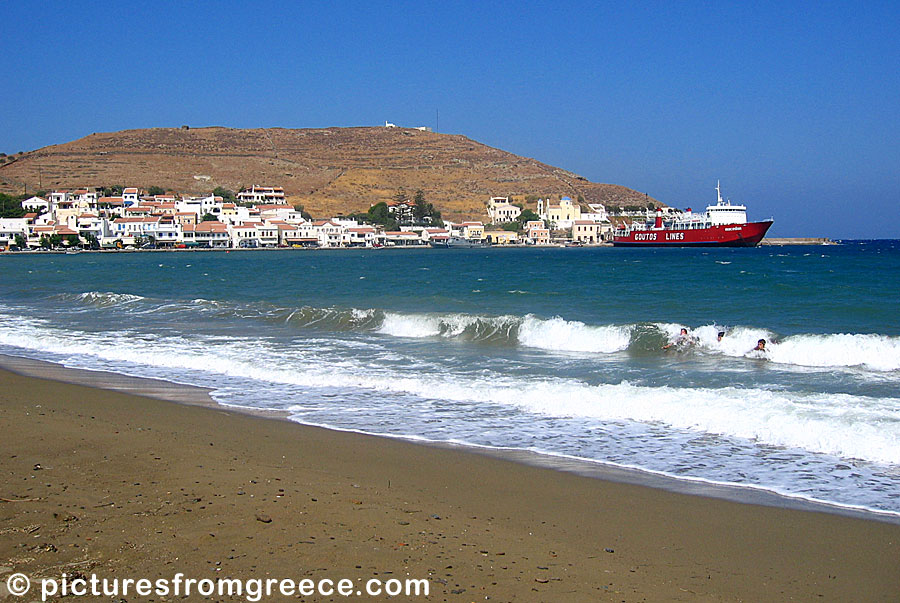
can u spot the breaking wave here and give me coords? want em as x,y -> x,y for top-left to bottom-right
60,291 -> 147,308
46,291 -> 900,370
1,314 -> 899,465
669,324 -> 900,372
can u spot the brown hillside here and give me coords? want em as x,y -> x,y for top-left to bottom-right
0,126 -> 660,220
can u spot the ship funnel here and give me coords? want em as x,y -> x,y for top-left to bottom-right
654,207 -> 662,229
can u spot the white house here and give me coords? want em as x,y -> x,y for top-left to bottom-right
386,200 -> 415,224
257,222 -> 278,247
230,223 -> 260,248
275,223 -> 299,246
580,203 -> 609,223
383,231 -> 423,246
21,196 -> 49,213
419,228 -> 449,242
311,220 -> 346,247
184,221 -> 229,248
177,194 -> 224,219
346,226 -> 376,247
71,189 -> 98,209
486,196 -> 522,224
49,191 -> 70,208
0,218 -> 28,248
237,186 -> 286,205
74,213 -> 110,243
255,204 -> 295,222
122,188 -> 140,205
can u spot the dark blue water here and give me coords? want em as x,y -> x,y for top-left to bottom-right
1,241 -> 898,515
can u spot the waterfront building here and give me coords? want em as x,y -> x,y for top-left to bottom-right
572,220 -> 601,244
461,222 -> 485,240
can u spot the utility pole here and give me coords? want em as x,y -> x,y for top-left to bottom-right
436,109 -> 439,133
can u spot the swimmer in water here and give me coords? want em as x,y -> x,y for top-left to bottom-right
752,338 -> 767,352
717,331 -> 726,342
663,328 -> 695,350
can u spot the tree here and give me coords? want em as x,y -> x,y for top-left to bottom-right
65,234 -> 81,247
201,213 -> 218,222
40,235 -> 51,249
49,233 -> 62,248
213,187 -> 235,201
101,185 -> 124,197
411,189 -> 443,226
13,233 -> 26,249
366,202 -> 399,231
496,209 -> 542,233
84,233 -> 99,249
413,190 -> 427,222
147,186 -> 166,196
0,193 -> 27,218
519,209 -> 540,223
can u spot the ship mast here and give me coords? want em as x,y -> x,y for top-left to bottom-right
716,180 -> 724,205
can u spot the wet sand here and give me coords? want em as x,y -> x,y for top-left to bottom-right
1,367 -> 898,601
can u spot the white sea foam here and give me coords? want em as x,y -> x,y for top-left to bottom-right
767,333 -> 900,372
377,311 -> 632,353
518,315 -> 632,353
685,324 -> 900,371
377,312 -> 443,338
72,291 -> 146,307
2,315 -> 899,465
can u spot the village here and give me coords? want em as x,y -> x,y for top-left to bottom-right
0,185 -> 635,251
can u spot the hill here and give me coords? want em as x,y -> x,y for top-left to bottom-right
0,126 -> 659,220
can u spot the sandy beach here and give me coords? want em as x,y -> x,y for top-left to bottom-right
1,366 -> 898,602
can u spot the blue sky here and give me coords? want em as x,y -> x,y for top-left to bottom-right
2,1 -> 897,238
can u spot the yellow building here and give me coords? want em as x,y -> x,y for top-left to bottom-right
539,196 -> 581,229
485,230 -> 518,245
461,222 -> 485,240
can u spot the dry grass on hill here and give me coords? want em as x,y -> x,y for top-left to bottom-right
0,126 -> 659,221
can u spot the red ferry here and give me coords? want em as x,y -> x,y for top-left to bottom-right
613,183 -> 773,247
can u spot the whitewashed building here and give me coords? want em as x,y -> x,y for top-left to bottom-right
237,186 -> 286,205
486,196 -> 522,224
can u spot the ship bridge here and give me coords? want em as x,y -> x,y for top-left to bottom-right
706,203 -> 748,225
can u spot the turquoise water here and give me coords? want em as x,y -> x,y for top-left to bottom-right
2,242 -> 899,515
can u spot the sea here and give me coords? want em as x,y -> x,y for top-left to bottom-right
2,242 -> 899,519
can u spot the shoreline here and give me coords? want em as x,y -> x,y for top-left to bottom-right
1,363 -> 899,600
0,236 -> 851,255
2,352 -> 897,526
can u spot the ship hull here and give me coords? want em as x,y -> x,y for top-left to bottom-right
429,237 -> 488,249
613,220 -> 773,247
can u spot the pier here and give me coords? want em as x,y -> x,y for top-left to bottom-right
761,237 -> 834,245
